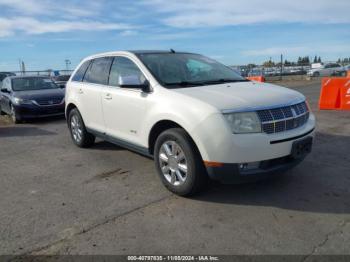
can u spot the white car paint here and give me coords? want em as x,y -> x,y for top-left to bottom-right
66,51 -> 315,169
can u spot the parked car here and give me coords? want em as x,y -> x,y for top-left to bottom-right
65,51 -> 316,196
307,63 -> 345,77
247,68 -> 265,77
0,76 -> 65,123
0,72 -> 16,87
230,66 -> 249,77
343,64 -> 350,71
53,74 -> 71,88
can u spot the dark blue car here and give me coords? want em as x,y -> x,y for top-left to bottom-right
0,76 -> 65,123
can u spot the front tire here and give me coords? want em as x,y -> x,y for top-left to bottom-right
68,108 -> 95,148
10,105 -> 21,124
0,105 -> 5,115
154,128 -> 208,196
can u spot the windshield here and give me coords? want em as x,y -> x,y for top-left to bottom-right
12,78 -> 58,91
136,53 -> 247,88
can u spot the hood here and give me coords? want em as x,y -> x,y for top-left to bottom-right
13,88 -> 64,100
171,81 -> 305,112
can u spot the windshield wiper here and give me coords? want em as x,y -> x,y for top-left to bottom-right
200,79 -> 249,85
164,81 -> 205,87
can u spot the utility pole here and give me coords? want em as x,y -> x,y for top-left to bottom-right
280,54 -> 283,81
65,59 -> 71,71
21,61 -> 26,74
18,59 -> 22,74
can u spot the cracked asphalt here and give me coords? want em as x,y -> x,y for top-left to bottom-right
0,80 -> 349,256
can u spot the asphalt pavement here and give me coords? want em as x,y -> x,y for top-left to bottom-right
0,80 -> 349,256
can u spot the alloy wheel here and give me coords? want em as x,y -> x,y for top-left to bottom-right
11,106 -> 17,123
159,140 -> 188,186
70,114 -> 83,143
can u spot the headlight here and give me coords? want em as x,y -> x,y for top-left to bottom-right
223,112 -> 261,134
12,97 -> 32,105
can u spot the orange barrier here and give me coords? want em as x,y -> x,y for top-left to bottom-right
319,77 -> 350,110
347,70 -> 350,78
247,76 -> 265,82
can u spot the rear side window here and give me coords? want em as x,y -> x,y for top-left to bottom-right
84,57 -> 113,85
72,60 -> 91,82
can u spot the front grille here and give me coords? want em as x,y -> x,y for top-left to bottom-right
257,102 -> 309,134
35,97 -> 63,106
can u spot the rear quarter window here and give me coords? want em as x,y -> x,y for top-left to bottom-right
72,60 -> 91,82
83,57 -> 113,85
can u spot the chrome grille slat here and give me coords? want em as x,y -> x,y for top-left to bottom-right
280,106 -> 287,131
259,111 -> 308,124
257,102 -> 309,134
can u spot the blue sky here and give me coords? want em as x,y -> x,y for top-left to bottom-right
0,0 -> 349,71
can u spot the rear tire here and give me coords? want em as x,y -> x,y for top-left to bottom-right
154,128 -> 208,196
68,108 -> 95,148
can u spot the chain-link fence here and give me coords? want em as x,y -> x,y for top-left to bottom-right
5,70 -> 73,77
231,62 -> 348,79
230,64 -> 311,78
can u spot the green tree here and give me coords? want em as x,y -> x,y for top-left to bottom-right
247,63 -> 256,69
305,56 -> 310,65
284,60 -> 292,66
263,60 -> 275,67
297,57 -> 302,65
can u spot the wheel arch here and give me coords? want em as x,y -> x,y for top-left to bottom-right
148,120 -> 203,160
65,103 -> 77,119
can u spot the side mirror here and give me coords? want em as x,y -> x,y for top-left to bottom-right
119,75 -> 151,93
140,80 -> 151,93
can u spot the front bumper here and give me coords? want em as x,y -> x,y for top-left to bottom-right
13,103 -> 65,119
191,112 -> 316,183
205,129 -> 314,183
206,150 -> 308,184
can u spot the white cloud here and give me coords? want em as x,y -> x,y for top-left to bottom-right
0,0 -> 99,17
120,30 -> 138,36
242,46 -> 311,56
241,44 -> 350,60
150,31 -> 197,40
143,0 -> 350,27
0,17 -> 133,37
0,0 -> 134,37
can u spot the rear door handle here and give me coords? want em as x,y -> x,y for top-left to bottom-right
104,93 -> 112,100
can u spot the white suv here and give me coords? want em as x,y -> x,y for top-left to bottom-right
65,51 -> 316,196
307,63 -> 345,77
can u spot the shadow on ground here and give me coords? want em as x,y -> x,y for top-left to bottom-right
91,141 -> 124,151
20,115 -> 66,125
0,126 -> 57,137
193,132 -> 350,215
